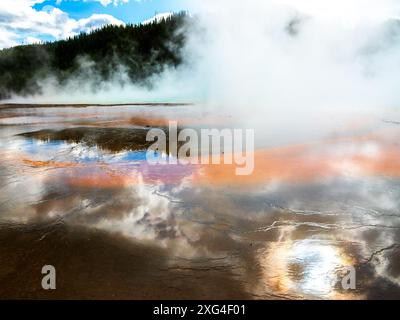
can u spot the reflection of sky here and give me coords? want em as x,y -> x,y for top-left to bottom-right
15,137 -> 153,164
261,238 -> 356,299
3,133 -> 400,299
2,107 -> 400,299
119,151 -> 148,162
21,138 -> 68,156
8,135 -> 196,186
287,240 -> 342,297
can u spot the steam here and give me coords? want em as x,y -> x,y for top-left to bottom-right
7,0 -> 400,137
187,0 -> 400,114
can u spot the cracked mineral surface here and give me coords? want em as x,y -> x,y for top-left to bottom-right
1,105 -> 400,299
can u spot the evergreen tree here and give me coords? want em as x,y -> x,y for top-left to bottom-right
0,12 -> 188,100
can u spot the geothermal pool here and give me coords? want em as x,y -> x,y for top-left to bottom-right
0,104 -> 400,299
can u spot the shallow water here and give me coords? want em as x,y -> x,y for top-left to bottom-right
1,104 -> 400,299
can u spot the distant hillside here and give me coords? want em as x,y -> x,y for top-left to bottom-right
0,12 -> 188,100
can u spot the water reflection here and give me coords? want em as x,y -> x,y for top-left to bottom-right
262,239 -> 355,298
0,105 -> 400,299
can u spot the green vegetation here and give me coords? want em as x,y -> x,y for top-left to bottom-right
0,12 -> 188,100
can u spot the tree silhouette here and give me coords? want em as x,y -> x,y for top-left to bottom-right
0,12 -> 188,100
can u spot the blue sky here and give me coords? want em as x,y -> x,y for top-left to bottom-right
33,0 -> 189,25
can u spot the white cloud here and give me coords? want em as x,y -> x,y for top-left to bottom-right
0,0 -> 125,49
96,0 -> 130,6
56,0 -> 131,7
73,13 -> 124,33
24,36 -> 41,44
0,29 -> 18,48
142,12 -> 173,25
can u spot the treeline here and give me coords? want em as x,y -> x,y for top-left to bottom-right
0,12 -> 188,100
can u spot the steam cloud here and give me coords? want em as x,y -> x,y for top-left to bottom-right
8,0 -> 400,139
183,0 -> 400,140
